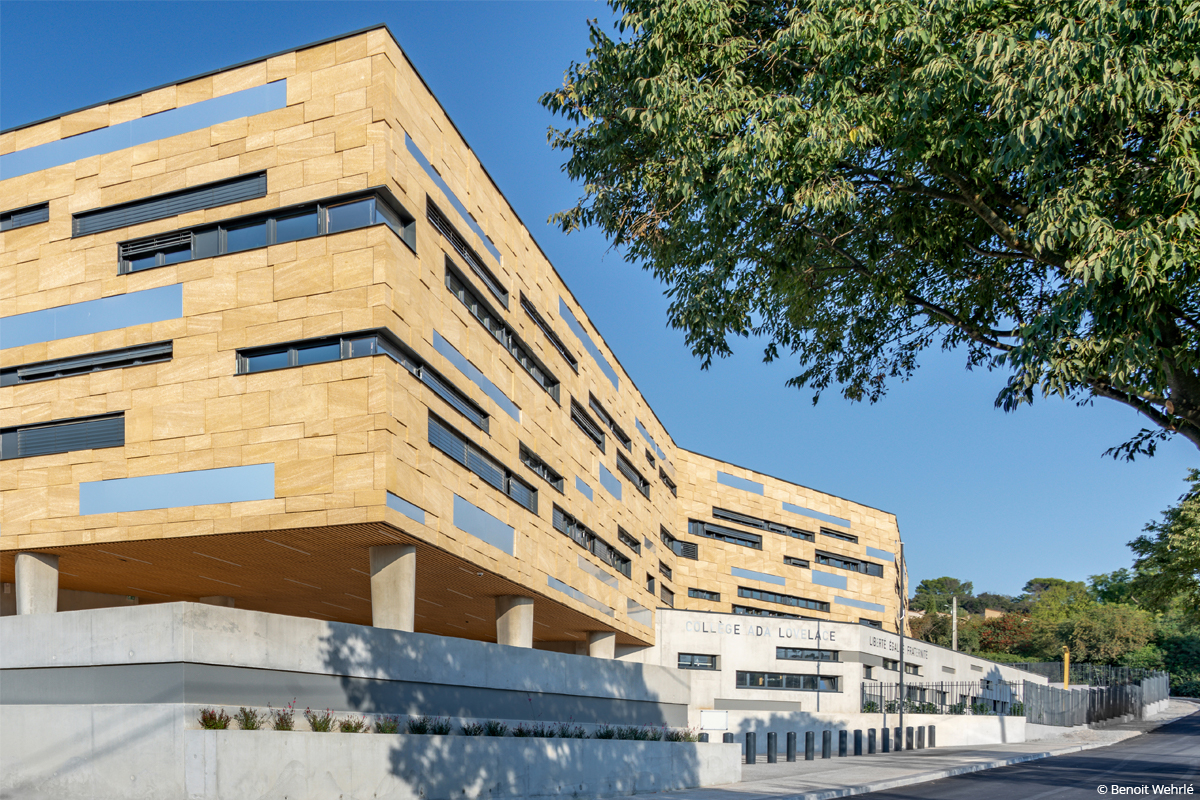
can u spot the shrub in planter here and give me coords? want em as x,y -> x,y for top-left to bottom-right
340,716 -> 368,733
407,715 -> 452,735
269,701 -> 296,731
234,707 -> 263,730
198,708 -> 231,730
592,724 -> 616,739
429,717 -> 453,735
1008,702 -> 1026,716
511,723 -> 538,738
663,727 -> 699,742
460,722 -> 486,736
305,708 -> 336,732
374,715 -> 401,734
616,725 -> 653,740
554,722 -> 588,738
861,700 -> 880,713
482,720 -> 509,737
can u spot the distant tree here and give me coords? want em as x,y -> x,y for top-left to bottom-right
1088,568 -> 1138,605
1022,577 -> 1074,602
1029,581 -> 1094,623
979,614 -> 1037,656
910,577 -> 974,613
1061,604 -> 1156,665
1130,469 -> 1200,624
960,592 -> 1029,616
543,0 -> 1200,459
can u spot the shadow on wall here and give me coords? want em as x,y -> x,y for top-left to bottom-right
318,620 -> 703,799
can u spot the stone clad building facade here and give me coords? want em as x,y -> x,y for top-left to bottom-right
0,27 -> 906,664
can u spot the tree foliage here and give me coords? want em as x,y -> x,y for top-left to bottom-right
911,576 -> 973,612
1130,469 -> 1200,623
543,0 -> 1200,457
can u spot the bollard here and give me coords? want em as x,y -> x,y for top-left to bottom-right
868,728 -> 877,755
723,733 -> 735,744
881,727 -> 891,753
854,729 -> 863,756
767,732 -> 778,763
805,731 -> 815,761
928,725 -> 936,748
699,733 -> 709,743
905,726 -> 914,751
894,727 -> 903,751
822,730 -> 832,759
746,732 -> 757,765
787,732 -> 797,762
838,730 -> 848,757
916,726 -> 925,750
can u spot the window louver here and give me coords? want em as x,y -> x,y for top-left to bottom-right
427,414 -> 535,513
73,172 -> 267,237
1,202 -> 50,231
2,414 -> 124,460
427,198 -> 508,307
1,341 -> 172,387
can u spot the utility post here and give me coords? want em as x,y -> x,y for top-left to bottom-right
951,595 -> 958,652
897,540 -> 906,745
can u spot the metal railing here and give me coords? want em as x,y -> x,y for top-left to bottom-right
860,680 -> 1025,716
1010,662 -> 1163,686
1023,672 -> 1169,727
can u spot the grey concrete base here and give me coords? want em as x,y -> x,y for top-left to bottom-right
185,733 -> 741,800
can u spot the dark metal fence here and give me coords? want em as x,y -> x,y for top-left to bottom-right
1023,672 -> 1170,727
860,680 -> 1025,716
1010,662 -> 1163,686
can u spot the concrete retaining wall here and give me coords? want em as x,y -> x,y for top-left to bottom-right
706,710 -> 1027,752
0,703 -> 740,800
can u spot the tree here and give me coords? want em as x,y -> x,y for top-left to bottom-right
1130,470 -> 1200,623
961,592 -> 1029,616
1029,580 -> 1094,623
979,613 -> 1036,656
543,0 -> 1200,458
1061,604 -> 1155,665
910,577 -> 973,613
1088,568 -> 1138,605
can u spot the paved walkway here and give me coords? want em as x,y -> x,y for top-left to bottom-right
666,699 -> 1199,800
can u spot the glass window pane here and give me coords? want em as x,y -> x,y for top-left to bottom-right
275,210 -> 319,244
245,350 -> 289,373
225,220 -> 267,253
127,253 -> 157,272
820,677 -> 838,692
161,245 -> 191,265
295,342 -> 341,366
766,673 -> 783,688
326,199 -> 373,234
348,337 -> 378,358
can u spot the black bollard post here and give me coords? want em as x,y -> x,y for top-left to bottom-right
854,729 -> 863,756
894,727 -> 903,750
905,726 -> 914,751
767,732 -> 778,763
928,725 -> 936,748
881,727 -> 891,753
916,726 -> 925,750
805,731 -> 815,761
868,728 -> 877,754
838,730 -> 848,757
786,731 -> 797,762
723,733 -> 734,744
746,732 -> 757,765
822,730 -> 832,759
699,733 -> 709,743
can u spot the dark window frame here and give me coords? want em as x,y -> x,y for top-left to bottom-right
1,341 -> 172,387
570,399 -> 606,453
737,586 -> 830,613
618,527 -> 641,554
860,618 -> 883,629
518,444 -> 564,492
116,186 -> 414,274
552,505 -> 631,579
1,201 -> 50,231
713,507 -> 815,542
815,550 -> 883,577
687,519 -> 763,550
783,556 -> 811,569
427,197 -> 507,307
1,412 -> 125,460
660,467 -> 677,497
776,647 -> 839,662
732,604 -> 802,619
736,670 -> 840,693
688,588 -> 721,602
588,393 -> 631,451
238,329 -> 489,433
678,653 -> 717,670
74,172 -> 267,237
820,527 -> 859,544
660,584 -> 675,607
445,262 -> 560,402
615,451 -> 651,499
519,293 -> 577,372
428,413 -> 536,513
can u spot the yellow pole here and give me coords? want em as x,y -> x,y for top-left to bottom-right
1062,646 -> 1071,690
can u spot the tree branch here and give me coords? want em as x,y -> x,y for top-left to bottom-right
1089,380 -> 1200,451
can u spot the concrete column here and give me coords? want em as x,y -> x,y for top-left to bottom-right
495,595 -> 534,647
370,544 -> 416,631
587,631 -> 616,659
198,596 -> 235,607
15,553 -> 59,615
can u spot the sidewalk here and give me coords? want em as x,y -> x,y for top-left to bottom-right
666,699 -> 1199,800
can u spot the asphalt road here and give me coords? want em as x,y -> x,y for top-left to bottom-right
860,710 -> 1200,799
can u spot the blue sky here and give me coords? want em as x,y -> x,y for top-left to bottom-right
2,1 -> 1192,597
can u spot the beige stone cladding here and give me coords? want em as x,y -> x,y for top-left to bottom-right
671,451 -> 904,631
1,26 -> 900,645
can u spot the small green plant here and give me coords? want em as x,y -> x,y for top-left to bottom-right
305,708 -> 336,732
861,700 -> 880,713
884,700 -> 900,714
406,716 -> 430,734
948,702 -> 966,715
616,725 -> 656,740
482,720 -> 508,737
1008,702 -> 1025,716
269,700 -> 295,731
340,716 -> 368,733
593,724 -> 616,739
971,702 -> 993,716
374,715 -> 401,734
553,722 -> 587,739
234,707 -> 262,730
429,717 -> 453,735
461,722 -> 485,736
663,727 -> 699,742
198,708 -> 231,730
512,723 -> 534,737
407,715 -> 451,734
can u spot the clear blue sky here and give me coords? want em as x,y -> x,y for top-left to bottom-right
2,1 -> 1192,597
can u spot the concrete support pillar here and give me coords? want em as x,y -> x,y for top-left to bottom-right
587,631 -> 616,659
198,596 -> 235,607
15,553 -> 59,615
369,544 -> 416,631
495,595 -> 534,647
